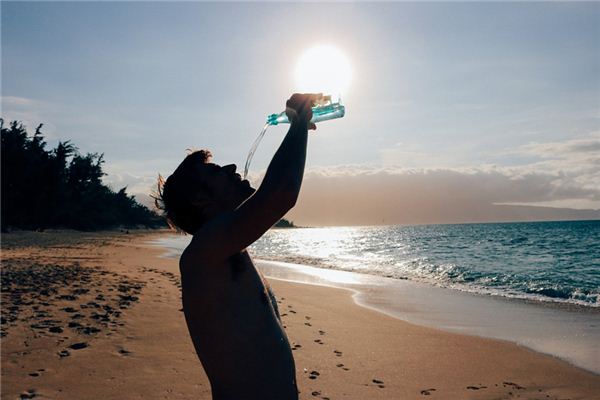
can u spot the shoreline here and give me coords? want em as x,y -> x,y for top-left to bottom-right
255,259 -> 600,375
148,233 -> 599,310
257,255 -> 600,310
147,234 -> 600,375
2,230 -> 599,399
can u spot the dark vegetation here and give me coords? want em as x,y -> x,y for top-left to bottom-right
274,218 -> 296,228
1,119 -> 164,231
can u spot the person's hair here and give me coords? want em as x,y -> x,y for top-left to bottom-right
154,149 -> 213,234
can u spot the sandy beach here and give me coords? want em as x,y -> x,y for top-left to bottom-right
2,230 -> 599,400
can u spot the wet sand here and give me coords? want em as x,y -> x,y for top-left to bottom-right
2,230 -> 599,399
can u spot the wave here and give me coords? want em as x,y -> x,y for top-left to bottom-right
149,221 -> 600,309
251,253 -> 600,308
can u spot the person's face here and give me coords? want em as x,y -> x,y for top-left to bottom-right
199,163 -> 255,211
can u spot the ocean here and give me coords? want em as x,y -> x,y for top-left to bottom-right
249,220 -> 600,308
149,219 -> 600,372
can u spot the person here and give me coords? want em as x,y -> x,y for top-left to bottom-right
156,93 -> 321,400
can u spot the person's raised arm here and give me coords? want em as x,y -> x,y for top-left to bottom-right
257,93 -> 319,207
182,93 -> 320,266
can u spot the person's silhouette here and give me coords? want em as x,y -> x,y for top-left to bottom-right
157,93 -> 320,400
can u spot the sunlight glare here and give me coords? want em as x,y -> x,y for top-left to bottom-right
294,45 -> 352,97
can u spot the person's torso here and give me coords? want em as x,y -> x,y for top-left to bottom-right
180,250 -> 297,400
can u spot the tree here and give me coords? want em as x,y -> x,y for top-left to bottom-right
1,119 -> 164,231
274,218 -> 296,228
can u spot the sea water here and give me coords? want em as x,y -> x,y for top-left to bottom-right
148,219 -> 600,372
151,220 -> 600,308
251,220 -> 600,307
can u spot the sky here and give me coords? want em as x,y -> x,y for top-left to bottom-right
2,1 -> 599,225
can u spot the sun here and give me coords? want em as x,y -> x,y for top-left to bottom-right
294,45 -> 352,97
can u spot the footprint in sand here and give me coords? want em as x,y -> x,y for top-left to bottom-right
333,350 -> 342,357
69,342 -> 89,350
318,330 -> 326,335
467,385 -> 487,390
502,381 -> 525,390
313,339 -> 324,345
19,389 -> 37,399
372,379 -> 385,388
79,326 -> 101,335
309,370 -> 320,380
336,363 -> 349,371
420,388 -> 436,395
118,348 -> 132,356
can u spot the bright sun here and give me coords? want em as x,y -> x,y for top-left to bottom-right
294,45 -> 352,97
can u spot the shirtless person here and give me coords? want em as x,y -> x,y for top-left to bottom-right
157,93 -> 320,400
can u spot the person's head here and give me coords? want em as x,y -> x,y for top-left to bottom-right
156,149 -> 255,234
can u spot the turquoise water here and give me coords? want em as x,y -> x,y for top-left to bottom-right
153,220 -> 600,307
250,220 -> 600,307
149,219 -> 600,372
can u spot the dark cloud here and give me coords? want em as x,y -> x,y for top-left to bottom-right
123,133 -> 600,225
285,167 -> 600,226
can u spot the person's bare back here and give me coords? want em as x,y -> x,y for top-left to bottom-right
158,94 -> 321,399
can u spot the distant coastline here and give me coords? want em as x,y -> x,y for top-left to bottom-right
273,218 -> 297,228
280,217 -> 600,229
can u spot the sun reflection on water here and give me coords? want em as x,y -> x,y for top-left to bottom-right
290,227 -> 355,258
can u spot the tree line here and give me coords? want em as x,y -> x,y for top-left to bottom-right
1,119 -> 165,231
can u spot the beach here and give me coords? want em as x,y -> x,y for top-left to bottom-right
2,230 -> 599,399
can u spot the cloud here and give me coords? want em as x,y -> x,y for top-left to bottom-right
99,132 -> 600,224
282,133 -> 600,225
1,96 -> 62,140
102,167 -> 161,209
2,96 -> 36,107
103,174 -> 157,210
281,165 -> 599,226
101,157 -> 183,210
519,132 -> 600,157
504,132 -> 600,195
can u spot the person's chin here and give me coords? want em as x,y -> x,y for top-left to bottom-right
245,186 -> 256,197
241,180 -> 255,194
234,184 -> 255,205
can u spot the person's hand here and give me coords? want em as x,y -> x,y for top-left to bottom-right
285,93 -> 322,131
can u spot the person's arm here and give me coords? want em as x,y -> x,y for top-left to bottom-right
181,93 -> 319,267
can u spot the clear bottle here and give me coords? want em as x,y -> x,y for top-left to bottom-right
266,96 -> 345,126
244,96 -> 346,178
